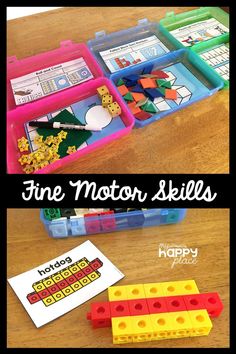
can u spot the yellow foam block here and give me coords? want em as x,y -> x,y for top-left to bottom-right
112,316 -> 133,344
160,280 -> 199,296
130,314 -> 154,343
108,285 -> 128,302
188,309 -> 213,337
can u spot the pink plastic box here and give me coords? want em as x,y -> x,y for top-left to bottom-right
7,41 -> 134,174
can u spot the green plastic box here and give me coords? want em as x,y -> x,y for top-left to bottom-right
160,7 -> 229,88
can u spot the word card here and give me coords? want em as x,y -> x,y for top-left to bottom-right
8,240 -> 124,327
199,44 -> 229,81
99,35 -> 170,73
170,18 -> 229,47
11,58 -> 94,105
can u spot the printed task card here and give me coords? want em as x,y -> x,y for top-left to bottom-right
11,57 -> 94,106
8,241 -> 124,327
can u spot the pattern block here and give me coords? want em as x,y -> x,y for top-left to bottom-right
87,280 -> 223,344
26,257 -> 103,307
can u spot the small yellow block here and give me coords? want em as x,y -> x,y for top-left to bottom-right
167,311 -> 193,339
130,314 -> 154,342
97,85 -> 109,98
188,309 -> 213,337
44,135 -> 54,146
23,164 -> 34,174
107,101 -> 121,117
126,284 -> 146,300
161,280 -> 199,296
143,282 -> 164,298
57,130 -> 68,140
33,135 -> 43,146
67,145 -> 76,154
112,316 -> 133,344
17,136 -> 29,152
149,313 -> 173,340
42,295 -> 56,306
108,285 -> 128,302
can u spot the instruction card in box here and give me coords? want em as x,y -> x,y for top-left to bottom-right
8,240 -> 124,327
99,35 -> 170,73
10,57 -> 94,105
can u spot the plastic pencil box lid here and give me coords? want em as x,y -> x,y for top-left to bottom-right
110,48 -> 224,128
40,208 -> 187,238
6,40 -> 135,174
87,19 -> 179,77
159,7 -> 229,89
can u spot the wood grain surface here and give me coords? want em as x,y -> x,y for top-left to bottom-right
7,7 -> 229,174
7,208 -> 229,348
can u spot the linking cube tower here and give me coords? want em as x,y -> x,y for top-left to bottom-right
87,280 -> 223,344
26,257 -> 103,306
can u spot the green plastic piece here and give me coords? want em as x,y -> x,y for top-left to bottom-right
141,100 -> 158,114
161,81 -> 172,89
117,78 -> 125,86
43,208 -> 61,221
37,110 -> 92,158
157,87 -> 166,96
156,79 -> 167,87
123,92 -> 134,102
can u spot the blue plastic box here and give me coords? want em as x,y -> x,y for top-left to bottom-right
87,19 -> 178,77
110,48 -> 224,128
40,208 -> 187,238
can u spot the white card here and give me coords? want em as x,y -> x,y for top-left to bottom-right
8,240 -> 124,328
11,57 -> 94,105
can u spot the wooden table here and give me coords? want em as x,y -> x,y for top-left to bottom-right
7,7 -> 229,174
7,208 -> 229,348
